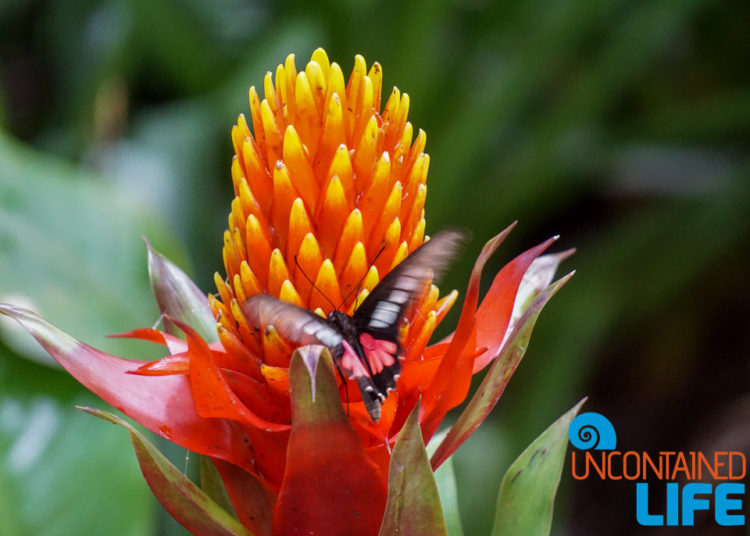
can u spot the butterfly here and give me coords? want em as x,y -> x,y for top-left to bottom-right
241,230 -> 465,422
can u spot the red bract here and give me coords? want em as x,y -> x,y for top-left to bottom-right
0,49 -> 572,536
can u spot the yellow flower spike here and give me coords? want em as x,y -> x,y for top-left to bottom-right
360,265 -> 379,294
231,227 -> 247,268
245,214 -> 272,286
333,208 -> 364,272
392,122 -> 414,174
218,325 -> 262,374
351,76 -> 375,157
279,279 -> 303,307
217,309 -> 239,340
361,153 -> 392,237
339,241 -> 368,308
352,288 -> 369,311
353,116 -> 380,188
303,61 -> 327,113
282,126 -> 318,211
214,51 -> 472,424
260,364 -> 290,397
311,47 -> 331,77
389,241 -> 409,271
271,162 -> 298,251
345,54 -> 368,137
324,63 -> 347,118
327,144 -> 355,207
229,298 -> 256,346
231,121 -> 250,175
282,55 -> 298,120
268,248 -> 291,298
232,273 -> 248,306
223,229 -> 241,280
208,293 -> 230,326
403,152 -> 429,209
248,86 -> 267,157
262,325 -> 293,367
237,177 -> 268,232
409,217 -> 426,251
408,128 -> 427,165
404,183 -> 427,241
263,71 -> 279,114
434,289 -> 459,325
294,72 -> 320,155
239,261 -> 262,299
287,197 -> 314,261
260,99 -> 283,166
375,218 -> 402,275
310,259 -> 342,313
406,310 -> 437,361
367,62 -> 383,110
319,92 -> 346,181
241,138 -> 273,214
295,232 -> 324,304
368,181 -> 402,253
317,175 -> 349,258
408,284 -> 439,338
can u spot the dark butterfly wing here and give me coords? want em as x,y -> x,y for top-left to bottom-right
354,229 -> 466,338
351,229 -> 466,408
242,294 -> 385,419
241,294 -> 344,350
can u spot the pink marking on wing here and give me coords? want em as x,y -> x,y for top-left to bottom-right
340,339 -> 369,378
359,333 -> 397,373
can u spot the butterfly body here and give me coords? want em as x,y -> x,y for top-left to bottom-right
243,230 -> 465,421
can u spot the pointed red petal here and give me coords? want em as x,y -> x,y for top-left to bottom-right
175,318 -> 290,433
419,226 -> 512,440
213,458 -> 276,536
471,238 -> 560,372
0,305 -> 256,473
430,274 -> 573,469
273,346 -> 387,536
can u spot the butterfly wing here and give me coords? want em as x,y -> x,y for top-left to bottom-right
241,294 -> 344,350
354,229 -> 466,337
352,229 -> 466,400
242,295 -> 387,420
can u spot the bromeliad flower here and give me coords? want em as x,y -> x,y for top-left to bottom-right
0,49 -> 573,536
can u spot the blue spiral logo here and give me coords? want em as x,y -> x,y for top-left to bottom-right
568,412 -> 617,450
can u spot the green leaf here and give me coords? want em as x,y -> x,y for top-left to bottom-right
379,402 -> 448,536
79,406 -> 253,536
433,456 -> 464,536
200,455 -> 238,519
431,273 -> 574,469
491,399 -> 586,536
146,239 -> 217,342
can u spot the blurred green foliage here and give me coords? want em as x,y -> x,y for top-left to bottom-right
1,0 -> 748,534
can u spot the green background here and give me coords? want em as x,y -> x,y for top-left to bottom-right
1,0 -> 748,534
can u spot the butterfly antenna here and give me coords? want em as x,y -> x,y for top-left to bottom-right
339,245 -> 387,311
294,255 -> 337,311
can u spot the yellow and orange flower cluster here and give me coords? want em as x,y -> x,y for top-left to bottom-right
210,48 -> 457,426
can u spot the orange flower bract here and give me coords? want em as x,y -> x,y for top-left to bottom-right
210,48 -> 459,441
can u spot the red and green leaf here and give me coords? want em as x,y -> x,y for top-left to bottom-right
273,346 -> 387,536
379,401 -> 448,536
79,406 -> 253,536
